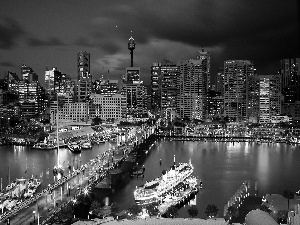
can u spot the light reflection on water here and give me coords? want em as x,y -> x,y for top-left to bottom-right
1,140 -> 300,218
107,140 -> 300,218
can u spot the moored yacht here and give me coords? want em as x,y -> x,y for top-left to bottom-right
68,142 -> 82,153
31,142 -> 57,150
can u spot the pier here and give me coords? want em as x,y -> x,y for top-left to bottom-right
0,125 -> 156,225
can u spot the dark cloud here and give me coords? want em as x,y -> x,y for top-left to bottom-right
74,36 -> 121,55
75,37 -> 94,48
0,61 -> 16,68
27,37 -> 65,47
0,17 -> 25,49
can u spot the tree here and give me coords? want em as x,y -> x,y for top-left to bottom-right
260,204 -> 272,214
276,210 -> 288,224
282,189 -> 294,210
225,206 -> 238,223
92,117 -> 102,125
55,204 -> 74,223
187,205 -> 198,218
89,200 -> 103,216
110,202 -> 120,217
128,203 -> 141,216
205,204 -> 219,218
165,206 -> 178,218
145,203 -> 159,216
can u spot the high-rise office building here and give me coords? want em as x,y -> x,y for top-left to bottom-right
45,67 -> 71,100
18,80 -> 44,119
93,79 -> 120,95
21,64 -> 38,82
122,82 -> 147,117
176,51 -> 209,120
259,75 -> 281,123
196,49 -> 210,90
6,71 -> 20,94
223,60 -> 255,121
125,67 -> 140,83
246,74 -> 260,122
216,67 -> 224,95
150,59 -> 179,113
280,58 -> 300,103
77,51 -> 92,102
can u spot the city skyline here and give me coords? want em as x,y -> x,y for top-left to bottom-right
0,0 -> 299,86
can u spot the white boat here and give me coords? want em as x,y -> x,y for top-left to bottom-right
32,142 -> 57,150
81,141 -> 92,149
134,159 -> 194,205
68,142 -> 82,153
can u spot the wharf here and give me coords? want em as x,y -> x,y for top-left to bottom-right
159,184 -> 200,215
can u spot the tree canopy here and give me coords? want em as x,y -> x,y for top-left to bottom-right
187,205 -> 198,218
282,189 -> 295,210
205,204 -> 219,218
165,206 -> 178,218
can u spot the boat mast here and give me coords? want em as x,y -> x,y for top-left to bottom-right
57,94 -> 59,166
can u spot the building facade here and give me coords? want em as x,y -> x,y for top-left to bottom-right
223,60 -> 255,121
176,51 -> 209,120
259,75 -> 281,123
77,51 -> 92,102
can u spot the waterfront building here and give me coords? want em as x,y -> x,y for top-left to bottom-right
21,64 -> 38,82
207,90 -> 223,119
281,101 -> 300,121
77,51 -> 92,102
259,75 -> 281,124
90,93 -> 126,122
223,60 -> 255,121
50,101 -> 89,125
176,50 -> 210,120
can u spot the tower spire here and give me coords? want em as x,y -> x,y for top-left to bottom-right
128,31 -> 136,67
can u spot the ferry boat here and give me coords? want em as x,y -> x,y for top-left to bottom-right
68,142 -> 82,153
134,158 -> 194,205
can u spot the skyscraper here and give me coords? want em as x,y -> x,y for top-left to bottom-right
259,75 -> 281,123
177,50 -> 210,120
280,58 -> 300,103
223,60 -> 255,121
150,59 -> 179,113
21,64 -> 38,82
45,67 -> 71,100
77,51 -> 91,102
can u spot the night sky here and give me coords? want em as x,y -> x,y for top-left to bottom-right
0,0 -> 299,85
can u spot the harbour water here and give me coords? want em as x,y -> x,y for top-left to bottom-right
1,139 -> 300,218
